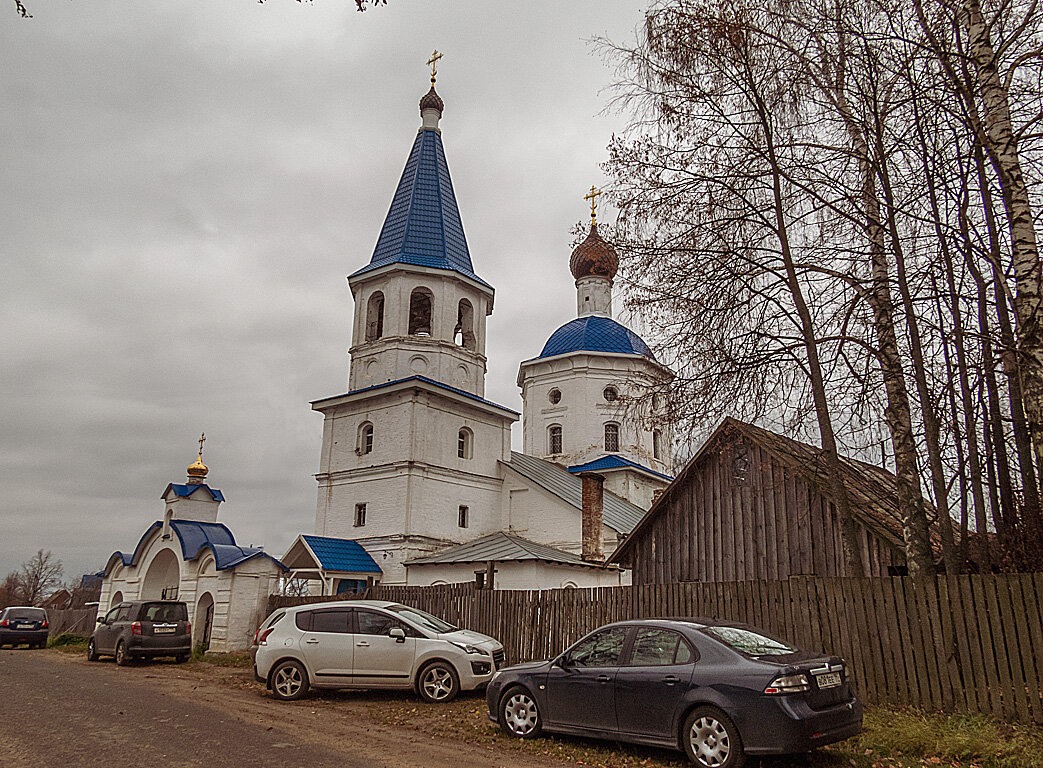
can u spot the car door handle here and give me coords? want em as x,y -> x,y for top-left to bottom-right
597,674 -> 612,683
356,641 -> 370,647
664,675 -> 680,685
305,639 -> 319,644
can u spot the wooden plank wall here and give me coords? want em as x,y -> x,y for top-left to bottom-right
270,574 -> 1043,724
43,607 -> 98,637
628,444 -> 900,584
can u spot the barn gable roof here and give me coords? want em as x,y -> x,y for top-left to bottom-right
611,417 -> 924,563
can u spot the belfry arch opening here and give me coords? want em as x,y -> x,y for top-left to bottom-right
366,291 -> 385,341
455,299 -> 475,350
408,288 -> 434,336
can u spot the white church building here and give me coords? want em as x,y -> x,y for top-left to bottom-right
99,446 -> 286,651
302,74 -> 674,590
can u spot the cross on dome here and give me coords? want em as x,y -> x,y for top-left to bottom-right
186,432 -> 209,484
427,49 -> 443,85
584,185 -> 602,225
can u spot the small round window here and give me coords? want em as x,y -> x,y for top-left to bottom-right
548,388 -> 562,405
603,386 -> 619,402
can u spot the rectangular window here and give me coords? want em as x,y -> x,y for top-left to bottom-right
549,425 -> 562,454
354,502 -> 367,527
605,423 -> 620,452
458,505 -> 469,528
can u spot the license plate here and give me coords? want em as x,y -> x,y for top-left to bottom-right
16,624 -> 34,630
816,671 -> 842,689
154,626 -> 175,634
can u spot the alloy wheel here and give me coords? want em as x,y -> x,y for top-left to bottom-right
689,715 -> 731,767
503,692 -> 539,736
273,664 -> 304,699
421,666 -> 455,701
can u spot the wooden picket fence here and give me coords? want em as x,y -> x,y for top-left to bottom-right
270,573 -> 1043,723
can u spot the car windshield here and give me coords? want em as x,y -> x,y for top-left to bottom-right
5,608 -> 46,621
140,603 -> 188,622
384,604 -> 457,634
702,626 -> 798,657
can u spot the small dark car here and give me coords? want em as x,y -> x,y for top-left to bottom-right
88,600 -> 191,665
0,607 -> 50,649
487,618 -> 862,768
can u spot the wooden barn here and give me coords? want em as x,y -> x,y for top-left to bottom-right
611,418 -> 912,584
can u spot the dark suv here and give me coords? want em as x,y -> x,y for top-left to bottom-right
0,607 -> 49,649
88,600 -> 191,665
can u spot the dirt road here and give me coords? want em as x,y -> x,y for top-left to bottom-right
0,649 -> 568,768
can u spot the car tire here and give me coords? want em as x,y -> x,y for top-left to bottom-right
87,639 -> 99,661
499,686 -> 543,739
682,706 -> 745,768
417,661 -> 460,703
270,660 -> 309,701
115,640 -> 130,667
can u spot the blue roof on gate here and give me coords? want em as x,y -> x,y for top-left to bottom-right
350,128 -> 489,288
538,316 -> 655,360
165,483 -> 225,502
568,455 -> 674,481
302,535 -> 382,574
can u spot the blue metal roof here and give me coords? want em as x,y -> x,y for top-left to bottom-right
539,316 -> 655,360
313,374 -> 519,416
165,483 -> 225,502
351,128 -> 489,288
302,535 -> 382,574
568,455 -> 674,482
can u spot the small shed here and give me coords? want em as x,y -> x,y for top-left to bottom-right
611,418 -> 911,584
281,535 -> 383,595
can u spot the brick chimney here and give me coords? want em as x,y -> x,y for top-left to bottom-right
580,472 -> 605,562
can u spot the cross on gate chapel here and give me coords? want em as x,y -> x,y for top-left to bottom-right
289,62 -> 676,590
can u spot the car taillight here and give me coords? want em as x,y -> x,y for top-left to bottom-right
41,620 -> 49,629
764,673 -> 810,694
0,619 -> 7,627
257,627 -> 275,646
131,621 -> 142,635
186,621 -> 191,636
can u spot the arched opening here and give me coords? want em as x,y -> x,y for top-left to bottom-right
653,429 -> 663,460
408,288 -> 434,336
604,423 -> 620,452
198,556 -> 215,576
141,548 -> 180,601
358,422 -> 374,455
365,291 -> 385,341
110,591 -> 124,609
457,427 -> 473,459
454,299 -> 475,350
548,424 -> 563,455
195,592 -> 215,652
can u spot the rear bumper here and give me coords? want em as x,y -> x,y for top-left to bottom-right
741,696 -> 863,755
0,629 -> 49,645
126,636 -> 191,656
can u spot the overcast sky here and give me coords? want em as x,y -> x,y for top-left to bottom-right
0,0 -> 653,580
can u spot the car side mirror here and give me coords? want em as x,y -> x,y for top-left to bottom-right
389,627 -> 406,643
96,617 -> 107,625
555,654 -> 570,669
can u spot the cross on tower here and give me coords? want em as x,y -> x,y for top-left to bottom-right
584,185 -> 602,224
198,432 -> 206,458
427,50 -> 443,84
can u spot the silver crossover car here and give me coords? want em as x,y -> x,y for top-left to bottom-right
252,600 -> 505,703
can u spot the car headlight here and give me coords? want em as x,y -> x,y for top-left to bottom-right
450,641 -> 485,655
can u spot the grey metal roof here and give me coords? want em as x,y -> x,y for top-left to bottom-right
405,531 -> 609,567
502,452 -> 645,534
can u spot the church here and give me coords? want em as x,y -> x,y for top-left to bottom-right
294,64 -> 675,591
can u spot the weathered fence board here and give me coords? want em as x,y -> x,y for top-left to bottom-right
44,607 -> 98,638
268,574 -> 1043,723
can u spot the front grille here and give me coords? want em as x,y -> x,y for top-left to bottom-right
492,649 -> 505,668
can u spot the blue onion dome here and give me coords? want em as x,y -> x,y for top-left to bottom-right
539,316 -> 655,360
419,86 -> 444,115
569,222 -> 618,280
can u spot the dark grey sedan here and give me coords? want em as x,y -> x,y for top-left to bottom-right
486,618 -> 862,768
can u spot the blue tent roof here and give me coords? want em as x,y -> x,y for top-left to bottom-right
302,535 -> 382,574
165,483 -> 225,502
568,454 -> 674,482
351,128 -> 489,288
539,316 -> 655,360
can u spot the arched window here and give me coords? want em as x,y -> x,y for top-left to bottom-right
408,288 -> 434,336
365,291 -> 385,341
548,424 -> 563,455
457,427 -> 473,459
358,422 -> 374,455
653,429 -> 663,460
605,423 -> 620,452
455,299 -> 476,350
